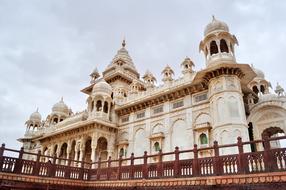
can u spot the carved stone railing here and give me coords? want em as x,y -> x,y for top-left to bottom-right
1,136 -> 286,181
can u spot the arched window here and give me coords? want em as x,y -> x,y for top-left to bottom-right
252,86 -> 259,95
103,101 -> 108,113
220,39 -> 229,53
200,133 -> 208,145
96,100 -> 102,111
119,148 -> 124,157
260,85 -> 265,94
210,41 -> 218,55
154,142 -> 160,151
53,117 -> 58,124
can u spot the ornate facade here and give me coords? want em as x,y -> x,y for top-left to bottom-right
19,17 -> 286,164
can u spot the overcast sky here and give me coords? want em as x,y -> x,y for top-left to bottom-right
0,0 -> 286,149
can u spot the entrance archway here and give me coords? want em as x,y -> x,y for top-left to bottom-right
96,137 -> 108,161
262,127 -> 285,149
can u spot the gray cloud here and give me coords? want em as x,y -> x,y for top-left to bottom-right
0,0 -> 286,149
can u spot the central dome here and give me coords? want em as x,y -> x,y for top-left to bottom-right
52,98 -> 69,114
204,16 -> 229,36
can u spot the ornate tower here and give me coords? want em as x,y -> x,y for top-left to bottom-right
200,16 -> 238,67
143,70 -> 156,89
199,17 -> 254,154
161,65 -> 174,84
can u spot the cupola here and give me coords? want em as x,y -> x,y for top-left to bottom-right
162,65 -> 174,83
200,16 -> 238,67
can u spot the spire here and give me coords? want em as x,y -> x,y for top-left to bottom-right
122,38 -> 126,48
60,97 -> 64,102
212,15 -> 216,21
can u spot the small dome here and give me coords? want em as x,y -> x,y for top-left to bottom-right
204,16 -> 229,36
252,65 -> 265,79
92,79 -> 113,95
29,108 -> 41,122
52,98 -> 69,114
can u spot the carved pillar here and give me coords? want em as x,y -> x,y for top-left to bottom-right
66,141 -> 72,165
56,148 -> 61,165
91,133 -> 98,168
107,136 -> 115,159
74,142 -> 80,167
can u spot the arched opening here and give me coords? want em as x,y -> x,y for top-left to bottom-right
252,86 -> 259,95
220,39 -> 229,53
199,133 -> 208,145
154,142 -> 160,152
262,127 -> 286,149
53,145 -> 58,157
59,143 -> 68,165
119,148 -> 124,157
96,137 -> 108,161
84,138 -> 92,163
248,122 -> 256,152
70,140 -> 76,165
103,101 -> 108,113
53,117 -> 58,124
210,41 -> 218,55
96,100 -> 102,111
260,85 -> 265,94
42,147 -> 49,162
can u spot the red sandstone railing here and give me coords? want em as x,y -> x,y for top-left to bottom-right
0,136 -> 286,181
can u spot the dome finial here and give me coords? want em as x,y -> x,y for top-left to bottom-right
36,107 -> 39,112
122,38 -> 126,48
61,97 -> 64,102
212,15 -> 216,21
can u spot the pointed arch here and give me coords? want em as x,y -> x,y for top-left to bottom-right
210,41 -> 218,55
220,39 -> 229,53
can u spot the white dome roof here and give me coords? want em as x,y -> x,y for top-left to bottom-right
252,65 -> 265,79
52,98 -> 69,114
204,16 -> 229,36
29,109 -> 41,122
92,79 -> 113,95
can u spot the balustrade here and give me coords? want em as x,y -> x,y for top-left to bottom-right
1,136 -> 286,181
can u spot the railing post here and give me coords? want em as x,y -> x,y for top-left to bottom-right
50,154 -> 57,177
213,141 -> 221,175
174,146 -> 180,177
107,156 -> 111,180
79,160 -> 85,180
33,150 -> 41,176
65,157 -> 72,179
143,151 -> 148,179
192,144 -> 199,176
118,155 -> 122,180
157,150 -> 163,178
130,153 -> 134,179
0,143 -> 5,172
263,136 -> 277,172
14,147 -> 24,174
96,157 -> 101,180
237,137 -> 247,174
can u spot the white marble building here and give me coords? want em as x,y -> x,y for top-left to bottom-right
19,17 -> 286,163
